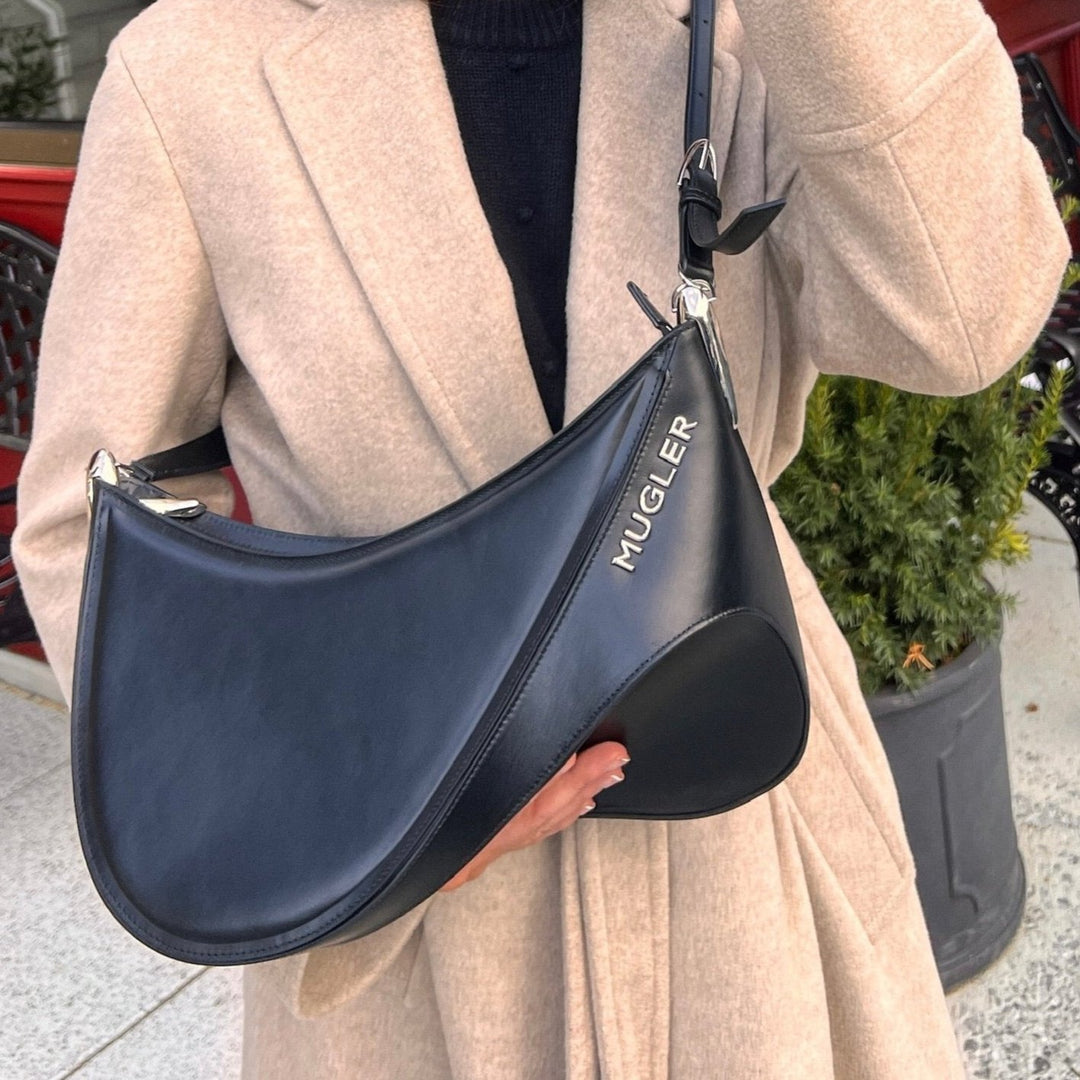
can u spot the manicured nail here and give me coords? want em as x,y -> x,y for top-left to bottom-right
600,771 -> 625,789
618,756 -> 631,765
581,800 -> 597,814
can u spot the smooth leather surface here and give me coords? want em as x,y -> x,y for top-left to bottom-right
70,0 -> 809,965
72,323 -> 808,964
680,0 -> 719,283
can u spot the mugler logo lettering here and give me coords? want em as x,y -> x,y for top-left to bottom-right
611,415 -> 698,572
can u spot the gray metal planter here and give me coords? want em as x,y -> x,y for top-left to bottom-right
867,635 -> 1025,990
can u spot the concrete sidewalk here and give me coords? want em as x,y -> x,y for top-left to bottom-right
1,495 -> 1077,1079
948,500 -> 1080,1079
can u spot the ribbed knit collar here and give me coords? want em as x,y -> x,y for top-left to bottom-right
428,0 -> 583,49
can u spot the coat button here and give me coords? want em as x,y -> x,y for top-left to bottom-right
515,206 -> 535,224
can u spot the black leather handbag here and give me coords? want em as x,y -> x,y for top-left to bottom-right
72,0 -> 809,966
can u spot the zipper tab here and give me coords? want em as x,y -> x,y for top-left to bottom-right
86,449 -> 120,510
137,497 -> 206,518
671,277 -> 739,428
86,448 -> 206,517
627,281 -> 673,334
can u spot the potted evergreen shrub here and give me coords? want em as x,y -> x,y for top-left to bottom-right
772,202 -> 1075,989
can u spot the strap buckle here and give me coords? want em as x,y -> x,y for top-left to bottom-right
678,137 -> 788,280
677,138 -> 718,187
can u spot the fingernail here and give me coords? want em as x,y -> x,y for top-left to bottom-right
599,771 -> 625,789
557,755 -> 577,777
618,755 -> 631,765
581,800 -> 597,814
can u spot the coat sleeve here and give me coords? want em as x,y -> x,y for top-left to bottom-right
11,40 -> 437,1008
11,42 -> 234,708
739,0 -> 1070,395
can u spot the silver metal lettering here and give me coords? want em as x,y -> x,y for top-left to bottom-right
668,415 -> 699,442
612,536 -> 643,572
611,415 -> 697,571
639,485 -> 665,515
658,437 -> 686,467
624,512 -> 653,543
649,465 -> 677,489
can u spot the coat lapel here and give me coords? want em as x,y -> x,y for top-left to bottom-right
262,0 -> 741,483
263,2 -> 743,1075
262,0 -> 550,487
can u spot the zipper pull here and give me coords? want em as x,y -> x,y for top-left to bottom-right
627,281 -> 673,334
86,448 -> 206,517
137,497 -> 207,518
671,277 -> 739,428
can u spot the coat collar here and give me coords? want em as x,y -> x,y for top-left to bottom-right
262,0 -> 739,486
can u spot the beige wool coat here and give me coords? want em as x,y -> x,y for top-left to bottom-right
13,0 -> 1069,1075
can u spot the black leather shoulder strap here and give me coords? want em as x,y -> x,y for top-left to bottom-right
678,0 -> 785,284
679,0 -> 719,284
130,424 -> 231,481
684,0 -> 715,153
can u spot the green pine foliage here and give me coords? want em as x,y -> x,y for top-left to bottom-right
773,199 -> 1074,696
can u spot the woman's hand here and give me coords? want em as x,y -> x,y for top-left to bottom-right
439,741 -> 630,892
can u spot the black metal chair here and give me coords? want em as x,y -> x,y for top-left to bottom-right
0,221 -> 57,646
1014,53 -> 1080,568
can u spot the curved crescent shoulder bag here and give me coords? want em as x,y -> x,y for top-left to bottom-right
72,0 -> 809,965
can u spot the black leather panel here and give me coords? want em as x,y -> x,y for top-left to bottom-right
73,344 -> 667,955
69,0 -> 808,966
130,425 -> 231,480
72,324 -> 808,964
303,329 -> 809,945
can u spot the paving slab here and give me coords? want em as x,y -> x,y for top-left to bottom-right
947,527 -> 1080,1080
0,686 -> 67,803
0,746 -> 203,1080
67,968 -> 243,1080
0,649 -> 64,704
1016,494 -> 1080,553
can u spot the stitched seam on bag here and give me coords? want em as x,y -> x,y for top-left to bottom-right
74,340 -> 679,962
157,505 -> 348,550
112,330 -> 690,571
77,607 -> 796,961
185,512 -> 358,552
103,489 -> 354,558
384,366 -> 675,858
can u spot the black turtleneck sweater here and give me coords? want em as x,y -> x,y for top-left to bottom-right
430,0 -> 582,433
